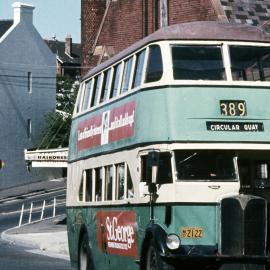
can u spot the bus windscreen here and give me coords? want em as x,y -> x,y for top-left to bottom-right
175,150 -> 236,181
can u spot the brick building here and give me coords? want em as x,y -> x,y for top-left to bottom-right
45,35 -> 81,79
81,0 -> 270,75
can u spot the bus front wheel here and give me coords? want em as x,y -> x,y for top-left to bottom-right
146,239 -> 174,270
79,234 -> 93,270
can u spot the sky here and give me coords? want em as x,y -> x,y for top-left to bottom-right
0,0 -> 81,43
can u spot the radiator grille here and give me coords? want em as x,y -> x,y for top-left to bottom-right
221,195 -> 266,256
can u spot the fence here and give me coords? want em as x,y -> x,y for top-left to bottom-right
18,195 -> 66,227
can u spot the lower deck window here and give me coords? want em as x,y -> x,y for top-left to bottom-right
105,165 -> 113,201
85,169 -> 93,201
116,163 -> 125,200
127,168 -> 134,198
78,162 -> 134,203
95,167 -> 102,201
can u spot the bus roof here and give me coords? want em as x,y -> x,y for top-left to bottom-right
83,21 -> 270,80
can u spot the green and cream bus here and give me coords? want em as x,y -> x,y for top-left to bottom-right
67,21 -> 270,270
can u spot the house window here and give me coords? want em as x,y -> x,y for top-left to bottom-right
27,72 -> 32,93
27,119 -> 31,139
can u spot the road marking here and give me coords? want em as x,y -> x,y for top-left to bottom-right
26,249 -> 70,261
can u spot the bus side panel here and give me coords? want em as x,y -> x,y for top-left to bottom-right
67,206 -> 147,270
66,207 -> 80,268
67,206 -> 108,269
69,86 -> 270,163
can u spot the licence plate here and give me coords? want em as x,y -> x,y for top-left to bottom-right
180,227 -> 203,238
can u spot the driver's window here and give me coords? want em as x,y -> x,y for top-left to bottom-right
141,152 -> 172,184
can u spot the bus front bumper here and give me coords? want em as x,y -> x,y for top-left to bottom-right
161,253 -> 270,265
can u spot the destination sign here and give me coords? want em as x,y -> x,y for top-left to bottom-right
206,121 -> 264,132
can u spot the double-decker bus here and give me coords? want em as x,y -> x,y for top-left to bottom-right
67,21 -> 270,270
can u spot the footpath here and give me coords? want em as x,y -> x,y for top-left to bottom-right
0,179 -> 70,261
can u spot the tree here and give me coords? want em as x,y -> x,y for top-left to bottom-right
37,75 -> 79,149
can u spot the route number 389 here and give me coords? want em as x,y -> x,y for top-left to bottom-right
220,100 -> 247,116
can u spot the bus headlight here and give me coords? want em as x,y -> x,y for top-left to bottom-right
166,234 -> 181,250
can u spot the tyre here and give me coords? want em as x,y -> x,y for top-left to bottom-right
145,239 -> 174,270
78,233 -> 93,270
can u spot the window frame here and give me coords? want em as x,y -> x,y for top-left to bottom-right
27,72 -> 32,93
27,119 -> 32,139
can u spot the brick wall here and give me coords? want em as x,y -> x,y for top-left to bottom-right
81,0 -> 107,73
99,0 -> 144,56
169,0 -> 218,24
81,0 -> 220,76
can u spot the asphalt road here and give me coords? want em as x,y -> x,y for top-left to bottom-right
0,189 -> 75,270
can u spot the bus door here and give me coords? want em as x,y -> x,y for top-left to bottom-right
237,152 -> 270,197
238,159 -> 252,193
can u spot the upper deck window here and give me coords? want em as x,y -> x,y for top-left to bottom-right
145,45 -> 163,83
230,46 -> 270,81
132,49 -> 146,88
75,86 -> 83,113
91,74 -> 102,107
110,63 -> 122,98
172,45 -> 225,80
121,57 -> 133,93
99,69 -> 111,103
82,79 -> 93,111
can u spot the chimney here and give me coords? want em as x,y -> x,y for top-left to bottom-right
65,34 -> 72,55
12,2 -> 35,25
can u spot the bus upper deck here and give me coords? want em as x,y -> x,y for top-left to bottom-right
69,21 -> 270,162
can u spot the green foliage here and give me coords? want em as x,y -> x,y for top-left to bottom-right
37,75 -> 79,149
56,74 -> 79,114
